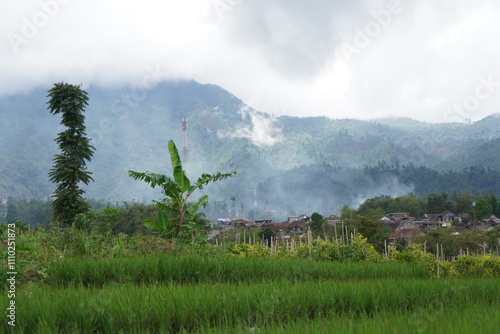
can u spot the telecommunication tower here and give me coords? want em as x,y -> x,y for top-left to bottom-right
182,117 -> 188,163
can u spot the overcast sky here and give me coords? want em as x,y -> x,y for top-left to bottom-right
1,0 -> 499,123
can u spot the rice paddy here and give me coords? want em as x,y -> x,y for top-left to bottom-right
2,253 -> 500,333
45,254 -> 429,286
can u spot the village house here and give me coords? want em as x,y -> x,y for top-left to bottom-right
267,217 -> 309,239
475,215 -> 500,232
381,213 -> 415,233
220,217 -> 255,230
267,223 -> 287,238
287,215 -> 310,223
326,216 -> 342,226
254,219 -> 273,227
412,220 -> 436,230
389,221 -> 423,244
422,210 -> 457,227
383,212 -> 413,223
485,215 -> 500,225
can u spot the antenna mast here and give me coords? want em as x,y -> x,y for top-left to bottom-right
182,117 -> 188,163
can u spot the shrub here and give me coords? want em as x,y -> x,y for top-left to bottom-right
451,255 -> 500,278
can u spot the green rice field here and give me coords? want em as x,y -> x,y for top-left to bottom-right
2,254 -> 500,333
45,255 -> 430,286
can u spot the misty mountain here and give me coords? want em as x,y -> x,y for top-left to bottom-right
1,80 -> 500,217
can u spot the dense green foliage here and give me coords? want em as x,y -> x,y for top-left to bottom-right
308,212 -> 326,233
357,191 -> 499,218
258,226 -> 276,246
363,164 -> 500,199
47,83 -> 95,225
358,194 -> 428,218
0,198 -> 53,226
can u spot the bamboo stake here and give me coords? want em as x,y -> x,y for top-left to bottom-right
341,220 -> 345,244
307,227 -> 312,256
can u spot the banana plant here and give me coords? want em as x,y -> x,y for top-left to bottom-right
129,140 -> 236,239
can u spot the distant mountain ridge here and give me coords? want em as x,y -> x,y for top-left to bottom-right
1,80 -> 500,215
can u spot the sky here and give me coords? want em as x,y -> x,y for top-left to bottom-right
1,0 -> 500,123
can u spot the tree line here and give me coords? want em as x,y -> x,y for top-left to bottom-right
365,162 -> 500,197
357,191 -> 499,220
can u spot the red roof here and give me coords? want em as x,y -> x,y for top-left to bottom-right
231,218 -> 254,224
389,229 -> 421,240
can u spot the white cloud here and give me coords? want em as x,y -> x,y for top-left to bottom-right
1,0 -> 499,123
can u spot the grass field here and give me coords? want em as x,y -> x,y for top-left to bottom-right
45,255 -> 429,286
2,253 -> 500,333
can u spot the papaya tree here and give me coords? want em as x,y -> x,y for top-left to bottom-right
47,83 -> 95,226
129,140 -> 235,239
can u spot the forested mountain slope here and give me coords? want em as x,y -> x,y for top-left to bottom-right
1,80 -> 499,214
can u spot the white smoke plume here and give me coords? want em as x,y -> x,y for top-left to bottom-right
217,106 -> 282,147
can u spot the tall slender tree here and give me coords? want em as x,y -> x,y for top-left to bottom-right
47,83 -> 95,226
